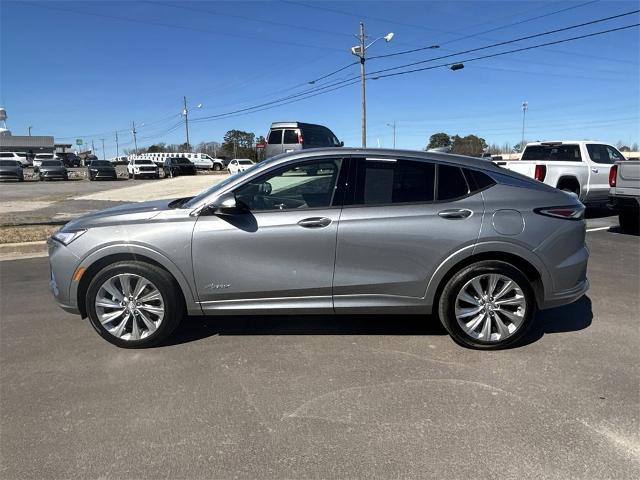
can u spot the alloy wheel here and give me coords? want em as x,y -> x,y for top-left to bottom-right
454,273 -> 527,342
94,273 -> 165,341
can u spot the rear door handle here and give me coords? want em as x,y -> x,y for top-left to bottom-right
297,217 -> 332,228
438,209 -> 473,219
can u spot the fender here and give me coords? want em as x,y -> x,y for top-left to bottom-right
71,242 -> 201,315
423,240 -> 552,308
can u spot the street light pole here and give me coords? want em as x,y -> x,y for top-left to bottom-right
352,24 -> 394,148
521,101 -> 528,152
115,131 -> 119,158
101,139 -> 106,160
28,126 -> 32,136
183,96 -> 190,150
358,22 -> 367,148
132,121 -> 138,156
387,121 -> 396,148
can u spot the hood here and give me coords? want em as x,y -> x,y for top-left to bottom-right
62,198 -> 176,231
41,166 -> 67,171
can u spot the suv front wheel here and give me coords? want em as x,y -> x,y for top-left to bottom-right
438,260 -> 536,349
85,261 -> 183,348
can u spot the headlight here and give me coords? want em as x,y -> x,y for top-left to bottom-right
51,229 -> 87,245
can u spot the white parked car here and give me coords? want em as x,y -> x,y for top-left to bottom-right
0,151 -> 29,167
494,141 -> 626,205
127,158 -> 160,179
137,152 -> 225,170
227,159 -> 254,175
33,153 -> 59,170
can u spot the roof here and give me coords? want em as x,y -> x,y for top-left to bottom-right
266,147 -> 506,174
0,135 -> 54,148
525,140 -> 603,146
270,122 -> 332,130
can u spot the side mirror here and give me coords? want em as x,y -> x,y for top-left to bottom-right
209,192 -> 241,214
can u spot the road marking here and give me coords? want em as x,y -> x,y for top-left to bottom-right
586,226 -> 611,232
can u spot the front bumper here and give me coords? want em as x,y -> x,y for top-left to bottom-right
41,171 -> 67,178
0,172 -> 23,179
90,170 -> 117,178
48,238 -> 82,315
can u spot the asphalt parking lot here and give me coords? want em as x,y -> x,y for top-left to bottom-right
0,216 -> 638,479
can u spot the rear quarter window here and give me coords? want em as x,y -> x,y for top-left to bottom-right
437,165 -> 469,201
268,130 -> 283,144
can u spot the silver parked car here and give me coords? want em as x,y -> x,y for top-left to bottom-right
48,148 -> 589,349
38,159 -> 68,181
0,159 -> 25,181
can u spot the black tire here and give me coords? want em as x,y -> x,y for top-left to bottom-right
39,175 -> 44,181
438,260 -> 537,350
128,172 -> 132,179
85,261 -> 184,348
213,163 -> 221,171
154,173 -> 160,179
619,210 -> 639,235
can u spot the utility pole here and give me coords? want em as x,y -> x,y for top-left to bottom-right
115,131 -> 119,158
521,101 -> 528,152
101,139 -> 105,160
183,96 -> 190,150
28,126 -> 32,136
358,22 -> 367,148
132,121 -> 138,156
91,140 -> 95,155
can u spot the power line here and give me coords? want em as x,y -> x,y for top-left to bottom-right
188,22 -> 640,124
369,9 -> 639,60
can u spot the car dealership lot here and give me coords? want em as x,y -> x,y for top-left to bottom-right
0,225 -> 638,479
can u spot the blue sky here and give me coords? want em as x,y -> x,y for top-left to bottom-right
1,0 -> 639,157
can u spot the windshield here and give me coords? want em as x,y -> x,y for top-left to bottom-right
90,161 -> 112,167
172,158 -> 191,164
183,159 -> 267,208
0,160 -> 20,166
136,159 -> 154,165
42,160 -> 62,166
36,154 -> 54,159
239,160 -> 253,165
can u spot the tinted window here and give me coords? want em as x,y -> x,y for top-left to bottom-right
437,165 -> 469,201
90,161 -> 111,167
268,130 -> 283,144
239,160 -> 253,165
466,169 -> 496,192
302,126 -> 341,147
42,160 -> 62,166
586,144 -> 625,164
37,154 -> 54,159
235,159 -> 343,211
0,160 -> 19,166
283,129 -> 299,144
522,145 -> 581,161
354,159 -> 435,205
136,159 -> 154,165
0,153 -> 14,158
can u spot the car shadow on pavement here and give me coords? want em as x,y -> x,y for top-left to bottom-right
607,226 -> 638,237
162,296 -> 592,348
162,314 -> 448,347
585,206 -> 614,219
515,295 -> 593,348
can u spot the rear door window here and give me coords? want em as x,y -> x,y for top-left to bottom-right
283,129 -> 299,144
268,130 -> 283,144
586,144 -> 625,165
352,158 -> 435,205
301,126 -> 341,148
437,165 -> 469,201
522,145 -> 582,161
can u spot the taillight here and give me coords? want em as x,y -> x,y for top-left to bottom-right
534,164 -> 546,181
298,130 -> 304,144
535,205 -> 585,220
609,164 -> 618,187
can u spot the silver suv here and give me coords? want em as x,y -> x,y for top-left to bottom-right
48,148 -> 589,349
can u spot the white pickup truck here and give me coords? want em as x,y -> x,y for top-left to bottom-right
494,141 -> 626,205
609,160 -> 640,234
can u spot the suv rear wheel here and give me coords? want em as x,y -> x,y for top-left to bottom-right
438,260 -> 536,349
86,261 -> 183,348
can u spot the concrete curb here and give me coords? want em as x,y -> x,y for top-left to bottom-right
0,240 -> 48,261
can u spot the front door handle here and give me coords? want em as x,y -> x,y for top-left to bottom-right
298,217 -> 332,228
438,209 -> 473,219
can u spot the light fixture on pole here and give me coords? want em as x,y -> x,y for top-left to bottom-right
182,97 -> 202,151
386,121 -> 396,148
521,101 -> 528,152
351,23 -> 394,148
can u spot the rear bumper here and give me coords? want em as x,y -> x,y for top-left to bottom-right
541,278 -> 589,310
539,244 -> 589,310
608,195 -> 639,212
